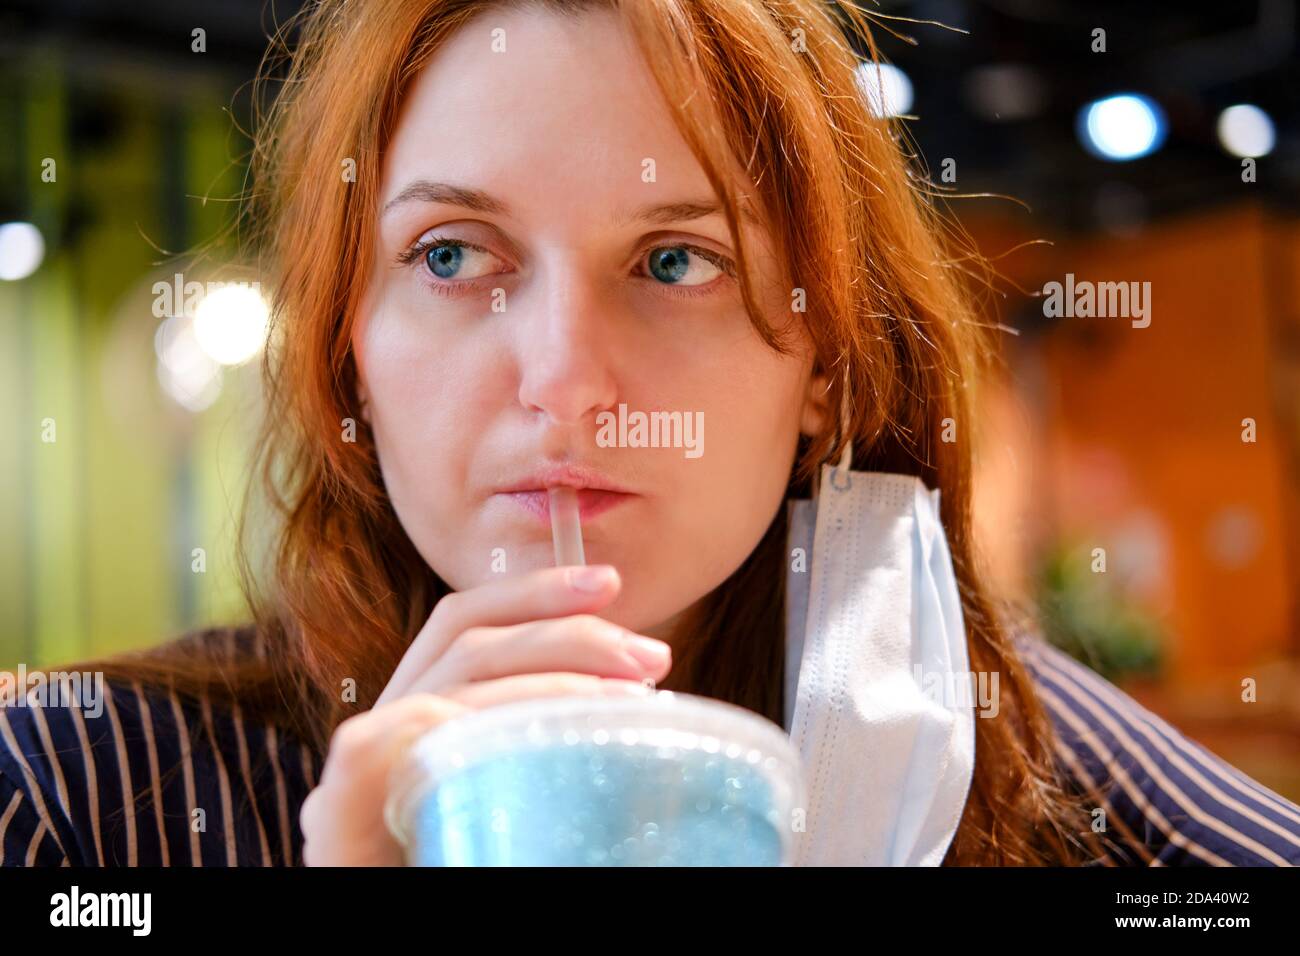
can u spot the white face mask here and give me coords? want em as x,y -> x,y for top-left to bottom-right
782,449 -> 977,866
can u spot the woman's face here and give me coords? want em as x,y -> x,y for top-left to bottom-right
354,5 -> 827,640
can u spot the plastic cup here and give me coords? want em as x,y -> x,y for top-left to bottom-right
385,690 -> 804,866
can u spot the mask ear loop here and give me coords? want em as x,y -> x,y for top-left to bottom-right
812,373 -> 854,500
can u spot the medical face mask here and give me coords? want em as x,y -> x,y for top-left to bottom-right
781,443 -> 977,866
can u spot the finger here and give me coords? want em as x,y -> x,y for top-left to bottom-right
302,694 -> 471,865
317,693 -> 469,789
381,565 -> 621,703
412,615 -> 672,691
433,565 -> 622,636
444,672 -> 653,710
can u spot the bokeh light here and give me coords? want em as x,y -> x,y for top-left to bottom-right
1078,93 -> 1167,161
1217,104 -> 1275,158
0,222 -> 45,281
192,283 -> 271,366
857,61 -> 914,119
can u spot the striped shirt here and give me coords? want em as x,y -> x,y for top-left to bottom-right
2,637 -> 1298,866
1018,639 -> 1300,866
0,671 -> 318,867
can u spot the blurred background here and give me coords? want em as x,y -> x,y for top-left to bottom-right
1,1 -> 1299,797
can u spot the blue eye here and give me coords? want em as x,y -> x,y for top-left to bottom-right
648,247 -> 689,283
426,243 -> 463,279
407,238 -> 506,282
646,245 -> 725,287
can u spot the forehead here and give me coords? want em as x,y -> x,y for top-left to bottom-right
381,5 -> 717,230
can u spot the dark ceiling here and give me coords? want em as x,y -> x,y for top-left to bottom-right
1,0 -> 1297,232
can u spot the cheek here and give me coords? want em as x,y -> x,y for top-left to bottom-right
354,307 -> 469,504
625,347 -> 804,629
708,344 -> 808,462
712,354 -> 807,525
678,347 -> 807,534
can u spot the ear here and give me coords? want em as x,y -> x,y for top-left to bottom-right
799,365 -> 832,438
356,378 -> 372,425
351,324 -> 372,425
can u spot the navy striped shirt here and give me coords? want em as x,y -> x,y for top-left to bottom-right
1018,639 -> 1300,866
0,671 -> 318,866
2,637 -> 1298,866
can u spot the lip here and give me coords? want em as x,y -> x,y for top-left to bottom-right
502,488 -> 635,523
494,464 -> 638,524
497,463 -> 634,496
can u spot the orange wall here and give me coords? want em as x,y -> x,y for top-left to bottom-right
968,204 -> 1299,685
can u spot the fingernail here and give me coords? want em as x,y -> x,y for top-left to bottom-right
623,635 -> 671,671
566,565 -> 617,593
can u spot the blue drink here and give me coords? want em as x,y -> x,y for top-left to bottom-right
386,692 -> 803,866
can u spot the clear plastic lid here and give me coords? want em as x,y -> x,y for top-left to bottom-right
384,690 -> 805,853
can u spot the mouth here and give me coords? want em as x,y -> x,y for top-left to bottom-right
494,464 -> 638,525
500,488 -> 636,523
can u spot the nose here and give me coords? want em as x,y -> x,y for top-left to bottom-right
515,262 -> 619,427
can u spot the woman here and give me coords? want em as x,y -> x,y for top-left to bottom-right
3,0 -> 1299,867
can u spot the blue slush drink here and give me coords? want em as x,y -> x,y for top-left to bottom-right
385,692 -> 803,866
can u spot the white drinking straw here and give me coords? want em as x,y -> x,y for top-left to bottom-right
548,486 -> 585,566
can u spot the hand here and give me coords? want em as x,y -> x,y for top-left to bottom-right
299,565 -> 672,866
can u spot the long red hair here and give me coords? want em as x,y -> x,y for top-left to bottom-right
81,0 -> 1103,864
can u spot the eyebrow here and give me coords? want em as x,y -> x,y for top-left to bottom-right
383,181 -> 508,218
382,178 -> 759,227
